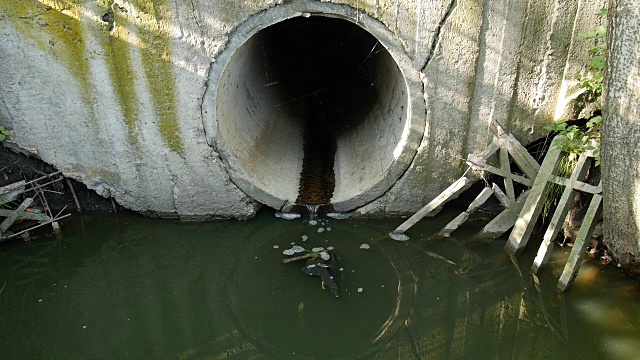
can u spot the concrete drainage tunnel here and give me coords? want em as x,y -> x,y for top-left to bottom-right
209,14 -> 423,213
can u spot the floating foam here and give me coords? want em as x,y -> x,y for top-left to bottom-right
283,245 -> 306,256
275,212 -> 301,220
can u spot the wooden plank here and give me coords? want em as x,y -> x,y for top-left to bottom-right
548,175 -> 602,194
468,140 -> 501,163
557,194 -> 603,291
500,147 -> 516,203
477,189 -> 530,238
503,133 -> 541,179
532,152 -> 593,273
0,209 -> 50,222
390,176 -> 474,241
0,213 -> 71,242
531,187 -> 574,273
505,139 -> 564,254
0,198 -> 33,234
0,180 -> 26,206
439,187 -> 494,235
491,183 -> 511,208
465,161 -> 533,187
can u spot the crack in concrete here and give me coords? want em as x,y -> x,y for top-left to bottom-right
189,0 -> 204,37
420,0 -> 458,72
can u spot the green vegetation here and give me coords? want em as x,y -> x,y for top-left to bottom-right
132,0 -> 185,156
0,126 -> 9,142
544,8 -> 607,167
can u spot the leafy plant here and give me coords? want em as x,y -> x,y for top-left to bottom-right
576,8 -> 607,96
544,115 -> 602,166
545,8 -> 606,167
0,126 -> 9,142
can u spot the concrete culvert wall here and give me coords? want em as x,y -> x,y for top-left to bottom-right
1,0 -> 604,220
209,14 -> 418,212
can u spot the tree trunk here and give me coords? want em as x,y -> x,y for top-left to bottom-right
602,0 -> 640,276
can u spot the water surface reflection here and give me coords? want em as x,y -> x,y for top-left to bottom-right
0,209 -> 638,359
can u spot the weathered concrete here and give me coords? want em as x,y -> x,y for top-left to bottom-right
603,0 -> 640,275
0,0 -> 606,219
203,1 -> 424,212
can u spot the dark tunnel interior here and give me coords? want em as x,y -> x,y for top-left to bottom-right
214,15 -> 409,209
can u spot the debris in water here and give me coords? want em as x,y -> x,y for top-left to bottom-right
283,245 -> 306,256
298,302 -> 304,313
318,227 -> 325,233
327,212 -> 351,219
301,235 -> 308,241
357,288 -> 363,293
359,243 -> 371,250
327,227 -> 331,231
312,247 -> 325,252
303,260 -> 339,297
284,248 -> 340,297
273,245 -> 280,249
327,246 -> 334,250
309,220 -> 318,226
275,212 -> 301,220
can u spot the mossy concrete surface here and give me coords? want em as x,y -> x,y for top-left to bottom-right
0,0 -> 604,219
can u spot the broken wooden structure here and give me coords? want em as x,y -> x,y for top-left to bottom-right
390,122 -> 541,241
505,138 -> 602,291
0,171 -> 71,242
391,125 -> 602,292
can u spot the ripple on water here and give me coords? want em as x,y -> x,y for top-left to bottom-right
227,220 -> 414,358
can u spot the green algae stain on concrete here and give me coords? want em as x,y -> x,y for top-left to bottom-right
132,0 -> 185,155
98,11 -> 141,148
3,1 -> 93,104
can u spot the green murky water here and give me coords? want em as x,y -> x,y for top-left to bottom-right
1,209 -> 639,359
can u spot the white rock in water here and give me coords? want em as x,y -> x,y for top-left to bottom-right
275,212 -> 301,220
327,212 -> 351,219
320,251 -> 330,261
359,243 -> 371,250
312,247 -> 325,252
317,227 -> 325,233
389,232 -> 410,241
283,245 -> 306,256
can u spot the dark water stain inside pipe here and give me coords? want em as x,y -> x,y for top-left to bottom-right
263,17 -> 380,205
296,98 -> 337,205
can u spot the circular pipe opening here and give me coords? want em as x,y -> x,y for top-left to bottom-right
205,9 -> 424,212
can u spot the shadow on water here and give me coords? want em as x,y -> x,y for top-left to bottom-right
0,208 -> 639,359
